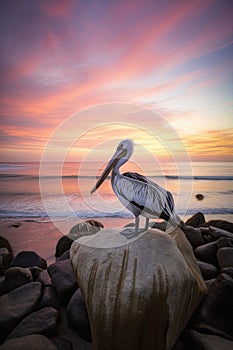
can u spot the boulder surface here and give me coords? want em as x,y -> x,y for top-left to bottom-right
71,227 -> 206,350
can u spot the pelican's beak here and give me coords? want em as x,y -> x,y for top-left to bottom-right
90,148 -> 127,194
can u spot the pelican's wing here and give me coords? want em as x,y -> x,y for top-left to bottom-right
117,172 -> 175,220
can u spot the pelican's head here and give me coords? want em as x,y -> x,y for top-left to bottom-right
90,139 -> 134,194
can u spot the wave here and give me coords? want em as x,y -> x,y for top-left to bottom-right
0,207 -> 232,218
1,174 -> 233,181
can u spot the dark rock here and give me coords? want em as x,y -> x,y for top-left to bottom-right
29,266 -> 43,280
49,337 -> 73,350
37,269 -> 52,286
55,236 -> 73,258
85,219 -> 104,229
192,273 -> 233,337
11,251 -> 47,270
0,267 -> 33,295
66,288 -> 92,343
0,282 -> 42,341
150,221 -> 168,231
186,212 -> 206,227
0,237 -> 13,275
181,225 -> 205,248
0,334 -> 58,350
217,237 -> 233,248
9,222 -> 21,228
38,286 -> 60,309
207,220 -> 233,233
195,241 -> 218,266
6,307 -> 59,340
48,260 -> 78,305
57,250 -> 70,261
183,329 -> 233,350
222,267 -> 233,278
217,247 -> 233,269
171,339 -> 186,350
68,219 -> 103,240
195,193 -> 204,201
205,279 -> 216,289
198,261 -> 219,280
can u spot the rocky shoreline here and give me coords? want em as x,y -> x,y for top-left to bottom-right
0,213 -> 233,350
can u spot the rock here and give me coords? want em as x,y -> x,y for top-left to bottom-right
38,286 -> 60,309
66,288 -> 92,342
192,273 -> 233,337
0,282 -> 42,342
0,267 -> 33,295
183,329 -> 233,350
55,236 -> 73,258
9,222 -> 21,228
57,250 -> 70,261
0,334 -> 58,350
207,227 -> 233,241
181,225 -> 205,248
205,279 -> 216,289
194,241 -> 218,266
70,227 -> 206,350
68,219 -> 103,241
206,220 -> 233,233
48,259 -> 78,305
171,339 -> 186,350
195,193 -> 204,201
29,266 -> 43,280
49,337 -> 73,350
11,251 -> 47,270
186,212 -> 206,227
198,261 -> 219,280
217,237 -> 233,248
151,221 -> 168,231
222,267 -> 233,278
217,247 -> 233,269
37,269 -> 52,286
6,307 -> 59,340
0,237 -> 13,275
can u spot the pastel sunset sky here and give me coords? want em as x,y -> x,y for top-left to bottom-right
0,0 -> 232,162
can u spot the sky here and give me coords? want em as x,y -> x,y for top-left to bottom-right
0,0 -> 232,163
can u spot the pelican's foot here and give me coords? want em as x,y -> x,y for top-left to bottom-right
120,228 -> 139,239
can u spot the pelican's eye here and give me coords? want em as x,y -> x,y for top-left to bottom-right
117,144 -> 124,151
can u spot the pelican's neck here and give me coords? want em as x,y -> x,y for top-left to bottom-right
111,157 -> 127,179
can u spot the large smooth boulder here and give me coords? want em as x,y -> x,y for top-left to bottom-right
0,282 -> 42,342
0,334 -> 58,350
6,307 -> 59,340
70,228 -> 206,350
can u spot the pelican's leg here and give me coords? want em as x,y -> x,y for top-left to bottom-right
120,216 -> 140,239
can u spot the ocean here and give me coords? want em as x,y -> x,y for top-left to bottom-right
0,162 -> 232,223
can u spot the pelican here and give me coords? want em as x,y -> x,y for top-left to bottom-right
90,139 -> 180,238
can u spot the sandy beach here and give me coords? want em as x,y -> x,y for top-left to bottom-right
0,217 -> 132,265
